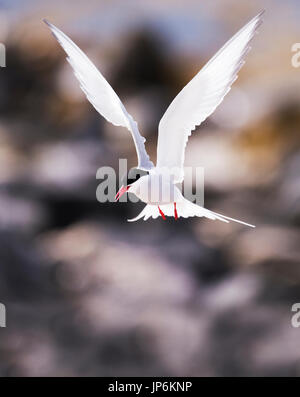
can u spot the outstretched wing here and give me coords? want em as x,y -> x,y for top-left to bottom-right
44,20 -> 154,171
156,11 -> 264,182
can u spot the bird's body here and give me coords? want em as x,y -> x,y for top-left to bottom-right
127,172 -> 253,226
129,172 -> 183,206
44,11 -> 264,228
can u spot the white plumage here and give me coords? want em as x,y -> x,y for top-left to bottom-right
156,11 -> 264,183
44,11 -> 264,227
43,19 -> 153,171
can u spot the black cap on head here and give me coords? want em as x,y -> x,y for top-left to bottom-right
121,168 -> 148,186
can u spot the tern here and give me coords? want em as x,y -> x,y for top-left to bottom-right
44,11 -> 264,227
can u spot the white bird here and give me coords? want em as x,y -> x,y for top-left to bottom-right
44,11 -> 264,227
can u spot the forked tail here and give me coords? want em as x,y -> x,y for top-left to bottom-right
128,199 -> 255,228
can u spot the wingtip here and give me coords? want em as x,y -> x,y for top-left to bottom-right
42,18 -> 51,27
246,10 -> 265,29
42,18 -> 59,33
247,10 -> 265,38
254,10 -> 266,25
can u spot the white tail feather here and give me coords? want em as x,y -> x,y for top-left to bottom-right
128,199 -> 255,227
209,210 -> 255,228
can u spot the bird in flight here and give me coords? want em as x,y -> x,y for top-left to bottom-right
44,11 -> 264,227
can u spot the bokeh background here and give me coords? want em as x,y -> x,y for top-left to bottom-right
0,0 -> 300,377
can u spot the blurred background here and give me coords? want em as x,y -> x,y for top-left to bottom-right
0,0 -> 300,377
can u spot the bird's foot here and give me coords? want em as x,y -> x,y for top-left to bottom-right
174,202 -> 178,220
158,206 -> 166,220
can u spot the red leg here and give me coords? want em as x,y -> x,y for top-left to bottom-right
174,202 -> 178,220
158,206 -> 166,220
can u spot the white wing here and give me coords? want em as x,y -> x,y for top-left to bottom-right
44,20 -> 154,171
156,11 -> 264,182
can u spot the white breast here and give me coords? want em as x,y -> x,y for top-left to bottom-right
129,174 -> 183,205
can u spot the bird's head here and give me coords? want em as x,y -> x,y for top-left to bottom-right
115,168 -> 147,201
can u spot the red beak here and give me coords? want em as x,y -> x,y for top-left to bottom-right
115,185 -> 130,201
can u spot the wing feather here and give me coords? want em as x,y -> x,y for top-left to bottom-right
156,11 -> 264,182
44,19 -> 154,171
